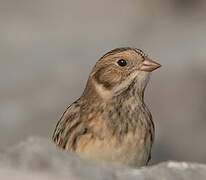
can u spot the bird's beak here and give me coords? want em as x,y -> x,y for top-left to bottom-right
139,57 -> 161,72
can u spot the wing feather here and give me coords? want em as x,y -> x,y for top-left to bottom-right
52,101 -> 85,150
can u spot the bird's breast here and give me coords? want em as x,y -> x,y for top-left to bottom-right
75,125 -> 152,167
74,100 -> 154,167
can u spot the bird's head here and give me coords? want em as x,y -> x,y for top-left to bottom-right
86,47 -> 161,100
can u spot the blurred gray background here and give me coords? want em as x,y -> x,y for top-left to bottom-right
0,0 -> 206,164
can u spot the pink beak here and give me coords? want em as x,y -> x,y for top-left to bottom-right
139,57 -> 161,72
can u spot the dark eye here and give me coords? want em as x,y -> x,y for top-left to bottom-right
117,59 -> 127,67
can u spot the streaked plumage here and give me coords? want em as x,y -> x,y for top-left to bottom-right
52,47 -> 161,167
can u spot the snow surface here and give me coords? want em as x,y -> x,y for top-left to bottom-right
0,137 -> 206,180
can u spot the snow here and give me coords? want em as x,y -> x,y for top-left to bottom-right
0,137 -> 206,180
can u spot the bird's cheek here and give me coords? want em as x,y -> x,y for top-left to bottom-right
101,74 -> 122,90
94,69 -> 121,90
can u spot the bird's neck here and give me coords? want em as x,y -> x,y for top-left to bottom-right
112,77 -> 147,104
82,75 -> 149,105
81,77 -> 152,137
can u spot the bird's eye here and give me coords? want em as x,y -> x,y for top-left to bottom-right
117,59 -> 127,67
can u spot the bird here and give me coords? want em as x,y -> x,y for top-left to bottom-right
52,47 -> 161,168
